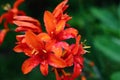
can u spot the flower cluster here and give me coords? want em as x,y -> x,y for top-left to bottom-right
0,0 -> 87,80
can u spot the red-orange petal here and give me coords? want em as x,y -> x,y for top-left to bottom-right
15,27 -> 31,32
65,54 -> 73,66
72,63 -> 82,79
13,0 -> 25,9
61,13 -> 72,21
16,35 -> 25,41
52,45 -> 62,57
76,35 -> 81,44
53,0 -> 68,17
55,20 -> 66,34
71,44 -> 79,55
44,11 -> 56,34
58,28 -> 78,40
13,45 -> 23,52
22,56 -> 40,74
40,61 -> 48,76
0,13 -> 8,23
54,69 -> 61,80
37,33 -> 51,42
0,29 -> 7,45
45,40 -> 56,51
78,44 -> 85,55
48,53 -> 66,68
15,26 -> 41,33
25,30 -> 42,51
52,41 -> 69,57
14,16 -> 41,26
13,20 -> 41,30
74,56 -> 84,67
23,46 -> 34,56
55,42 -> 70,51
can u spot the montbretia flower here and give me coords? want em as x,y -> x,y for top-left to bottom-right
44,11 -> 78,41
13,0 -> 87,80
68,35 -> 85,79
14,30 -> 67,76
53,35 -> 85,80
0,0 -> 25,30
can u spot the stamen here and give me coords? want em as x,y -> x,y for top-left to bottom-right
42,49 -> 47,53
61,69 -> 71,76
62,50 -> 67,56
84,46 -> 91,49
31,49 -> 39,55
85,50 -> 90,53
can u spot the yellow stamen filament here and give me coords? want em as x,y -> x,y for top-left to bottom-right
85,50 -> 90,53
61,69 -> 71,76
42,49 -> 47,53
83,46 -> 91,49
31,49 -> 39,55
62,51 -> 67,57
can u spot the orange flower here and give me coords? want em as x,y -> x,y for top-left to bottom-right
44,11 -> 78,40
13,0 -> 87,80
54,35 -> 85,80
0,0 -> 25,30
70,35 -> 85,79
14,30 -> 67,76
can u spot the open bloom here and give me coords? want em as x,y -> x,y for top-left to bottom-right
0,0 -> 25,30
13,10 -> 78,58
53,35 -> 85,80
14,30 -> 67,76
44,11 -> 78,41
67,35 -> 85,79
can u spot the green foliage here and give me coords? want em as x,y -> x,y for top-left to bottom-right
111,71 -> 120,80
94,36 -> 120,62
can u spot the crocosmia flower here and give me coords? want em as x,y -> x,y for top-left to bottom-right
13,0 -> 87,80
44,11 -> 78,41
14,30 -> 67,76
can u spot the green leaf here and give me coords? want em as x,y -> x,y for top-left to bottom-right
94,36 -> 120,62
110,71 -> 120,80
90,8 -> 118,31
118,4 -> 120,19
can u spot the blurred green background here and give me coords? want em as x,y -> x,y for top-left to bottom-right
0,0 -> 120,80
